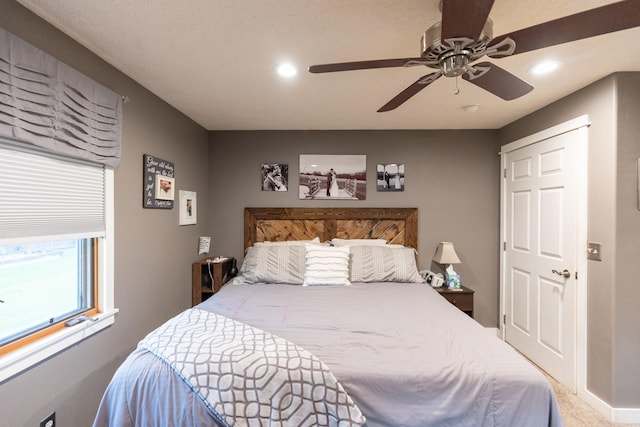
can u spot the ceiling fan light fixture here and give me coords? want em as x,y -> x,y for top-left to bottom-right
441,53 -> 470,77
421,17 -> 494,79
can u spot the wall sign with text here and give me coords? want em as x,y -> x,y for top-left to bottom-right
143,154 -> 175,209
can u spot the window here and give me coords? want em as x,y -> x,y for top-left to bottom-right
0,140 -> 116,381
0,239 -> 95,349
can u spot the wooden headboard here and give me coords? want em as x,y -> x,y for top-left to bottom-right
244,208 -> 417,250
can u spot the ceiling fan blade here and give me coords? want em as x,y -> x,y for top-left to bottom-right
309,58 -> 425,73
462,62 -> 533,100
441,0 -> 495,41
377,72 -> 442,112
489,0 -> 640,56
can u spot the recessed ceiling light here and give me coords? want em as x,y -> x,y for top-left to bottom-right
530,60 -> 560,76
275,63 -> 297,78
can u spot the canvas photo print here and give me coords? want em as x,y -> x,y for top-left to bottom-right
261,163 -> 288,191
377,163 -> 404,192
299,154 -> 366,200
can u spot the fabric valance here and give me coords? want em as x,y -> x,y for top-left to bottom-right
0,27 -> 122,168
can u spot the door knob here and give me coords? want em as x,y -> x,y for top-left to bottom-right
552,269 -> 571,278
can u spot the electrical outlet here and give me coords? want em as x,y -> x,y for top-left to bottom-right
40,412 -> 55,427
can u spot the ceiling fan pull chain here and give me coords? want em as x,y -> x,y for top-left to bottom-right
454,76 -> 460,95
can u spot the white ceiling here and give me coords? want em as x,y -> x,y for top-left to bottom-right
16,0 -> 640,130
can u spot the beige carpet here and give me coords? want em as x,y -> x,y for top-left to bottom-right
542,371 -> 640,427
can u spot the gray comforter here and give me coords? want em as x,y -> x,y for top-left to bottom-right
94,282 -> 563,426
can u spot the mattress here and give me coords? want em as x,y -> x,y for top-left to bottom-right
94,280 -> 562,426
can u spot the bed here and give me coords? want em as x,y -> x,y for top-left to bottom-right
93,208 -> 563,427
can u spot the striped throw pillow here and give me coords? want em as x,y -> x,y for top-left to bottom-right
240,245 -> 306,284
349,246 -> 424,283
303,244 -> 351,286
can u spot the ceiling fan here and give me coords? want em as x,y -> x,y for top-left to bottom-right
309,0 -> 640,112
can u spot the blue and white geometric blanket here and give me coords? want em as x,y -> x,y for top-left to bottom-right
138,308 -> 365,427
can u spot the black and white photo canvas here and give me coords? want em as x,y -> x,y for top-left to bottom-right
299,154 -> 366,200
261,163 -> 288,191
377,163 -> 405,192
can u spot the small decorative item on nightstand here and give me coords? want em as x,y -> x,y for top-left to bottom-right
191,257 -> 236,306
447,273 -> 461,290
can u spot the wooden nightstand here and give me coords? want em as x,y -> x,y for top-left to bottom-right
192,257 -> 236,306
436,285 -> 474,318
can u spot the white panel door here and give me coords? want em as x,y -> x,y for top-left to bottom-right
504,129 -> 580,391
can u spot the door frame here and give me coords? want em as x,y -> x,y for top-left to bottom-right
499,115 -> 589,394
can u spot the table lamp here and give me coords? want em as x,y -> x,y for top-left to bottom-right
432,242 -> 461,288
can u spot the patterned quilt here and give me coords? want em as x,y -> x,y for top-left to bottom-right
138,308 -> 365,427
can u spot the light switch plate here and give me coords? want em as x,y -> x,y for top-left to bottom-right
587,242 -> 602,261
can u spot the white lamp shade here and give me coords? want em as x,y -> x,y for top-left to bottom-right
432,242 -> 461,264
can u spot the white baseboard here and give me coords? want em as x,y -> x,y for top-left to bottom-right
579,387 -> 640,424
614,408 -> 640,424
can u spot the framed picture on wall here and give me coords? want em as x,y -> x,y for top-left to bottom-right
261,163 -> 288,191
299,154 -> 366,200
143,154 -> 174,209
377,163 -> 405,192
154,175 -> 175,200
179,190 -> 197,225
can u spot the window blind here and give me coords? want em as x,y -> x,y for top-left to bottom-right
0,27 -> 122,168
0,141 -> 105,245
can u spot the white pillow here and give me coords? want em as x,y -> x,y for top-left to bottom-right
240,245 -> 306,284
349,246 -> 425,283
255,237 -> 320,246
330,238 -> 387,247
303,244 -> 351,286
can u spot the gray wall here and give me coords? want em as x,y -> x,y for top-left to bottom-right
499,73 -> 640,407
613,73 -> 640,406
0,2 -> 210,426
207,130 -> 502,326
